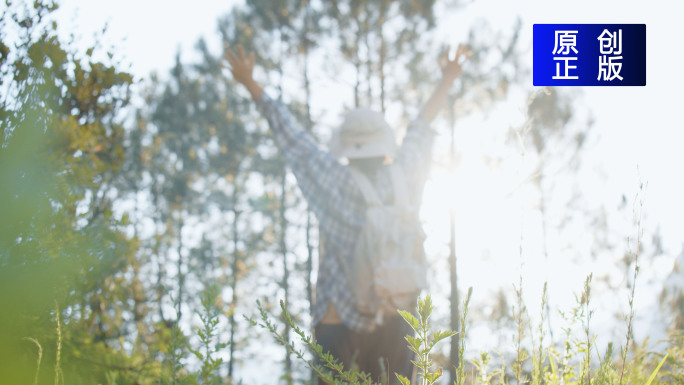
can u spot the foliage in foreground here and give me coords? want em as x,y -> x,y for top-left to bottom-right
0,1 -> 138,384
15,280 -> 684,385
254,283 -> 681,385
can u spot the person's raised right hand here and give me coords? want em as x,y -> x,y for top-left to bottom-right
223,44 -> 263,101
223,44 -> 255,86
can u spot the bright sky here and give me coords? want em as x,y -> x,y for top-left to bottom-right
53,0 -> 684,247
55,0 -> 240,78
54,0 -> 684,382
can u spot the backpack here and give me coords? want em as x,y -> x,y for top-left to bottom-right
343,164 -> 427,325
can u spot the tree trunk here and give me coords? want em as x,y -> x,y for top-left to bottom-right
175,210 -> 184,322
302,0 -> 315,330
448,103 -> 460,385
229,201 -> 240,380
537,168 -> 555,341
354,22 -> 362,108
379,21 -> 387,114
364,12 -> 372,106
276,33 -> 292,383
301,6 -> 316,383
279,171 -> 292,385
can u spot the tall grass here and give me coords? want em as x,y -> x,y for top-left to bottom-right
24,186 -> 682,385
54,300 -> 63,385
254,274 -> 673,385
22,337 -> 42,385
253,193 -> 677,384
26,270 -> 680,385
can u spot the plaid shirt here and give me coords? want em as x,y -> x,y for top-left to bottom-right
256,94 -> 434,333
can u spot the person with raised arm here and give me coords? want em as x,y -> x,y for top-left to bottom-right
224,43 -> 469,383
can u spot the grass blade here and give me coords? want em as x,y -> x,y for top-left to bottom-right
644,353 -> 668,385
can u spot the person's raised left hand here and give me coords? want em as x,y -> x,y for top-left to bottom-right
440,44 -> 471,83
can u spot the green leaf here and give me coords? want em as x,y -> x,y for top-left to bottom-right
549,353 -> 558,379
644,353 -> 668,385
395,374 -> 410,385
398,309 -> 420,332
426,368 -> 444,385
417,295 -> 434,323
188,347 -> 203,361
432,329 -> 457,344
406,335 -> 421,351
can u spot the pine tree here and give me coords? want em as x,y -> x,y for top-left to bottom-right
0,1 -> 141,383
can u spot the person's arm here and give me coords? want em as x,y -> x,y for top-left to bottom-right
223,45 -> 365,231
419,44 -> 470,123
393,45 -> 470,201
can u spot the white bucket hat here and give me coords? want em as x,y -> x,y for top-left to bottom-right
328,108 -> 397,159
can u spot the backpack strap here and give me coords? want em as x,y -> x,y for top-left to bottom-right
348,167 -> 382,205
